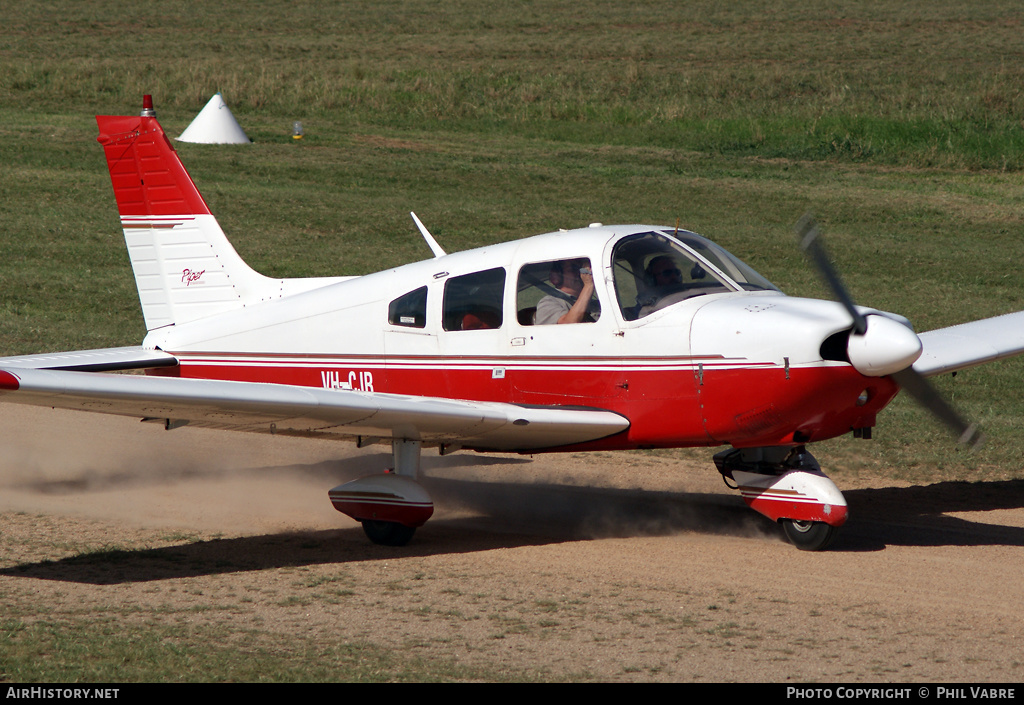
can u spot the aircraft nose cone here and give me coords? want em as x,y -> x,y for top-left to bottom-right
847,314 -> 923,377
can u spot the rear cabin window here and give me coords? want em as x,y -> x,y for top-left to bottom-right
442,268 -> 506,331
388,286 -> 427,328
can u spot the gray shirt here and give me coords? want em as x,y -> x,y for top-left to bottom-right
535,294 -> 600,325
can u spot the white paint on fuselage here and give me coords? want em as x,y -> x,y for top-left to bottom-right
143,225 -> 891,374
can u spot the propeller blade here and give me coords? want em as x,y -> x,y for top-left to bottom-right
793,214 -> 982,447
891,368 -> 984,447
795,214 -> 868,335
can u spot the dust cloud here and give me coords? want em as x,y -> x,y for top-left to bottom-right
0,405 -> 768,542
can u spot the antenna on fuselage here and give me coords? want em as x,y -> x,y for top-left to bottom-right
410,212 -> 446,258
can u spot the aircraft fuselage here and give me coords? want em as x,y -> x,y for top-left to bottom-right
142,225 -> 900,451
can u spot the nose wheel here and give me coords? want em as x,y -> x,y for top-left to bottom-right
715,447 -> 848,551
782,519 -> 839,551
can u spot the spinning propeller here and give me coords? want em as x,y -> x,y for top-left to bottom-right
795,214 -> 983,447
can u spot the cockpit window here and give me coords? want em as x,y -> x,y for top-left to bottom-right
442,268 -> 506,331
612,231 -> 777,320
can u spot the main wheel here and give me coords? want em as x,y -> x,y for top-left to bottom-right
782,519 -> 839,551
362,520 -> 416,547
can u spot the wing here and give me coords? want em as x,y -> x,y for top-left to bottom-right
914,311 -> 1024,377
0,366 -> 629,452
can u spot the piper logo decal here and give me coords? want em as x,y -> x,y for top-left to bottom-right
182,268 -> 206,286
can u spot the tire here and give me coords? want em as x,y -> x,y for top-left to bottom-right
362,520 -> 416,547
782,519 -> 839,551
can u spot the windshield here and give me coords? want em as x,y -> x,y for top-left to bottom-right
662,229 -> 778,293
612,231 -> 778,321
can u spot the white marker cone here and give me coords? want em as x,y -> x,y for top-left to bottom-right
177,93 -> 251,144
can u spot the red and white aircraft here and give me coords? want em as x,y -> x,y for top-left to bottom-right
2,97 -> 1023,550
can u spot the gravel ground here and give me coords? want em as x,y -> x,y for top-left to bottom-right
2,406 -> 1023,682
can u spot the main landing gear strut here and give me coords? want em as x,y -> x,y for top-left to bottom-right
714,446 -> 846,551
328,438 -> 433,546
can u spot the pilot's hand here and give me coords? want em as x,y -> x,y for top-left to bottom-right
579,267 -> 593,287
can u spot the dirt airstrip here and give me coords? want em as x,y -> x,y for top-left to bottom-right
1,405 -> 1023,682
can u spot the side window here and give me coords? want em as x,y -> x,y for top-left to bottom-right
388,286 -> 427,328
516,258 -> 600,326
442,268 -> 506,331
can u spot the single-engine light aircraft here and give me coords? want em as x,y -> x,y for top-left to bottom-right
3,97 -> 1024,550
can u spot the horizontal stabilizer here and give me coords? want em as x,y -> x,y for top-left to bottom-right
0,346 -> 177,372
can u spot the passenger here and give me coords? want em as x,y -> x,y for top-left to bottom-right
535,258 -> 599,325
461,310 -> 500,330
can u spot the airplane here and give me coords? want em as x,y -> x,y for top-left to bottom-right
2,95 -> 1023,551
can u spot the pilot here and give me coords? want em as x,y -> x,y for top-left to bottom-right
632,255 -> 687,319
646,255 -> 684,292
535,258 -> 599,325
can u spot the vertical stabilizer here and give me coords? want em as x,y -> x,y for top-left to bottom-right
96,97 -> 281,330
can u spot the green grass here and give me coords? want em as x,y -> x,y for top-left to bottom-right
2,0 -> 1024,679
4,1 -> 1024,168
0,616 -> 502,682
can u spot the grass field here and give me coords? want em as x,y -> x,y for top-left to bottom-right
2,0 -> 1024,681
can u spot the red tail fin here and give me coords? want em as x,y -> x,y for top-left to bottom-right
96,113 -> 211,217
